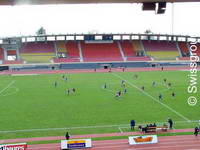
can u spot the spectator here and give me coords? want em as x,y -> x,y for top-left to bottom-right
130,120 -> 136,130
168,118 -> 173,129
65,132 -> 70,140
194,127 -> 199,137
138,125 -> 142,131
142,127 -> 147,133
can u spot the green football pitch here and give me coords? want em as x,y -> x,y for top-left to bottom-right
0,70 -> 199,139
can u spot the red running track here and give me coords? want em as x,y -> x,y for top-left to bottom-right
0,128 -> 193,144
28,135 -> 200,150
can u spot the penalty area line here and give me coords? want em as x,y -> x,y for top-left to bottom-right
0,80 -> 15,95
112,73 -> 191,122
118,127 -> 123,133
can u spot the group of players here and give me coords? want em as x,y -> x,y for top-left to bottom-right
103,80 -> 127,98
103,74 -> 176,100
53,75 -> 76,95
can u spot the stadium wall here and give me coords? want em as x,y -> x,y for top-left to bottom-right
5,61 -> 192,71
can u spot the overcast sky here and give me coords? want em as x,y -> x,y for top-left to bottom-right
0,2 -> 199,37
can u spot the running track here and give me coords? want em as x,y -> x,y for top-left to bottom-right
28,135 -> 200,150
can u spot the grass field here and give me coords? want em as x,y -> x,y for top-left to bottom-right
0,70 -> 199,139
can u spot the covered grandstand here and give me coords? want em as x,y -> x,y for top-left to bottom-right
0,33 -> 199,65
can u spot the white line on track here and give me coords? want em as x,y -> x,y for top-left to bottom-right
112,73 -> 191,122
0,80 -> 15,95
124,144 -> 200,150
28,146 -> 60,150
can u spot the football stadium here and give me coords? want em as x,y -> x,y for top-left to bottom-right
0,0 -> 200,150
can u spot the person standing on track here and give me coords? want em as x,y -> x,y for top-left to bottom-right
194,126 -> 199,137
168,118 -> 173,129
65,132 -> 70,140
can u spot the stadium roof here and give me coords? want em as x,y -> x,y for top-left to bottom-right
0,0 -> 199,5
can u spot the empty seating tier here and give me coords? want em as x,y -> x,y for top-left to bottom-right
21,53 -> 55,63
21,42 -> 55,63
82,42 -> 123,62
127,56 -> 151,61
53,41 -> 80,63
56,41 -> 67,53
3,60 -> 23,64
142,41 -> 180,60
21,42 -> 55,53
147,51 -> 180,60
65,41 -> 80,58
132,40 -> 144,52
178,42 -> 190,57
121,41 -> 136,57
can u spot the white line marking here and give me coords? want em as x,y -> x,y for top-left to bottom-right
0,87 -> 19,97
118,127 -> 123,133
0,124 -> 129,133
0,120 -> 197,134
112,73 -> 191,122
0,81 -> 15,95
11,74 -> 38,76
